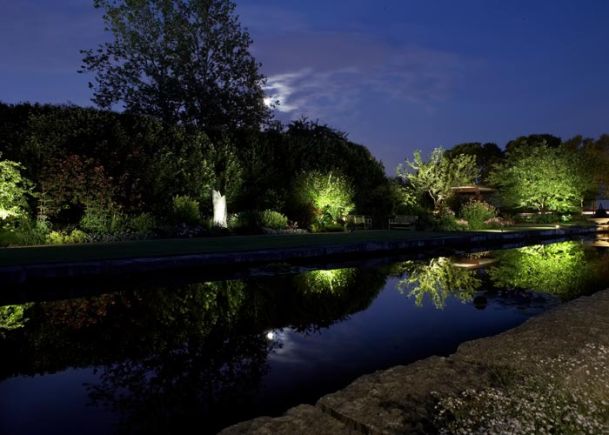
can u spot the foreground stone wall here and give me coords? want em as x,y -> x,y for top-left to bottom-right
220,288 -> 609,434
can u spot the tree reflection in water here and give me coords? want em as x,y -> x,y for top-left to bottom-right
396,257 -> 482,309
0,267 -> 387,434
488,241 -> 609,300
394,241 -> 609,312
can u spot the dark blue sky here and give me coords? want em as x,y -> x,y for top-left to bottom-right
1,0 -> 609,173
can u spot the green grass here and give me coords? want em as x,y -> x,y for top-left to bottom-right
0,224 -> 591,268
0,230 -> 452,267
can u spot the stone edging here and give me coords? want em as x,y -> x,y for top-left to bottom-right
220,287 -> 609,434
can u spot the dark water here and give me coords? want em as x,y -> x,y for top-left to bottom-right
1,238 -> 609,435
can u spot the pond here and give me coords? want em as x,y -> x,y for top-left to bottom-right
1,238 -> 609,434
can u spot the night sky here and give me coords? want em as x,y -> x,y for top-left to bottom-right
1,0 -> 609,174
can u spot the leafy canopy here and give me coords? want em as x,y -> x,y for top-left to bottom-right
0,156 -> 32,226
489,144 -> 591,213
397,147 -> 478,211
297,170 -> 355,225
81,0 -> 269,132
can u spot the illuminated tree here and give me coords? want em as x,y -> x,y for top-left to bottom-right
296,170 -> 355,226
207,139 -> 242,227
489,144 -> 591,213
0,156 -> 32,227
397,148 -> 478,212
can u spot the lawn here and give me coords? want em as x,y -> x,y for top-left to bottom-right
0,225 -> 590,268
0,230 -> 451,267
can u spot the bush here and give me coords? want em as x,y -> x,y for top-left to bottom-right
171,195 -> 200,225
11,218 -> 50,246
515,213 -> 561,225
259,209 -> 288,230
46,230 -> 67,244
434,209 -> 467,231
67,229 -> 88,243
46,229 -> 90,244
460,200 -> 496,230
227,211 -> 259,234
311,222 -> 345,233
80,204 -> 129,238
0,230 -> 19,247
127,213 -> 157,237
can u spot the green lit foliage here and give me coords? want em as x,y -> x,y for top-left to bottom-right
0,156 -> 32,227
294,268 -> 358,295
296,170 -> 355,228
397,148 -> 478,212
171,195 -> 201,225
397,257 -> 481,309
258,209 -> 288,230
46,229 -> 89,245
488,242 -> 590,299
489,144 -> 591,213
0,304 -> 32,331
459,200 -> 497,230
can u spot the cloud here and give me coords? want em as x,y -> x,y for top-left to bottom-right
253,32 -> 466,120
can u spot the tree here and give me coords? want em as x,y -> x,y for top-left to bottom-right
445,142 -> 503,184
397,148 -> 478,212
295,170 -> 355,228
81,0 -> 270,133
489,144 -> 591,213
207,139 -> 242,227
505,134 -> 562,154
0,156 -> 33,228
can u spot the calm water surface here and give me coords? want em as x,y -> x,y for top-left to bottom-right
1,238 -> 608,434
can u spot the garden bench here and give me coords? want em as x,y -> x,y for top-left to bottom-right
388,215 -> 418,230
347,214 -> 372,230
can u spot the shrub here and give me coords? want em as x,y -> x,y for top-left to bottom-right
67,229 -> 88,243
127,213 -> 156,236
46,229 -> 90,244
0,230 -> 19,247
47,230 -> 67,244
259,209 -> 288,230
311,222 -> 345,233
460,200 -> 496,230
434,209 -> 467,231
13,218 -> 50,246
171,195 -> 200,225
79,203 -> 128,237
